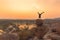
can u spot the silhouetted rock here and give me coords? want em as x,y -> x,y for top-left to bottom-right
31,19 -> 49,40
35,19 -> 44,26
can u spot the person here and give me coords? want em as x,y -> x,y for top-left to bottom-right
38,12 -> 44,18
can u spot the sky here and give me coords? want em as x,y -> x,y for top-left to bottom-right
0,0 -> 60,19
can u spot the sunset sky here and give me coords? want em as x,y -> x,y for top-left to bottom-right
0,0 -> 60,19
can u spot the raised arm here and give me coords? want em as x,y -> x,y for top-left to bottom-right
38,12 -> 40,14
41,12 -> 45,15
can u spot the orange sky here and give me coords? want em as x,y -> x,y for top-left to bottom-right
0,0 -> 60,19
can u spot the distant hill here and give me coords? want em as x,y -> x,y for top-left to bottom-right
0,18 -> 60,26
44,18 -> 60,24
0,19 -> 35,26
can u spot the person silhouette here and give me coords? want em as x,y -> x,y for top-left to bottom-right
38,12 -> 45,18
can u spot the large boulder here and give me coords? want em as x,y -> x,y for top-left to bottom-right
35,19 -> 44,26
31,19 -> 49,39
